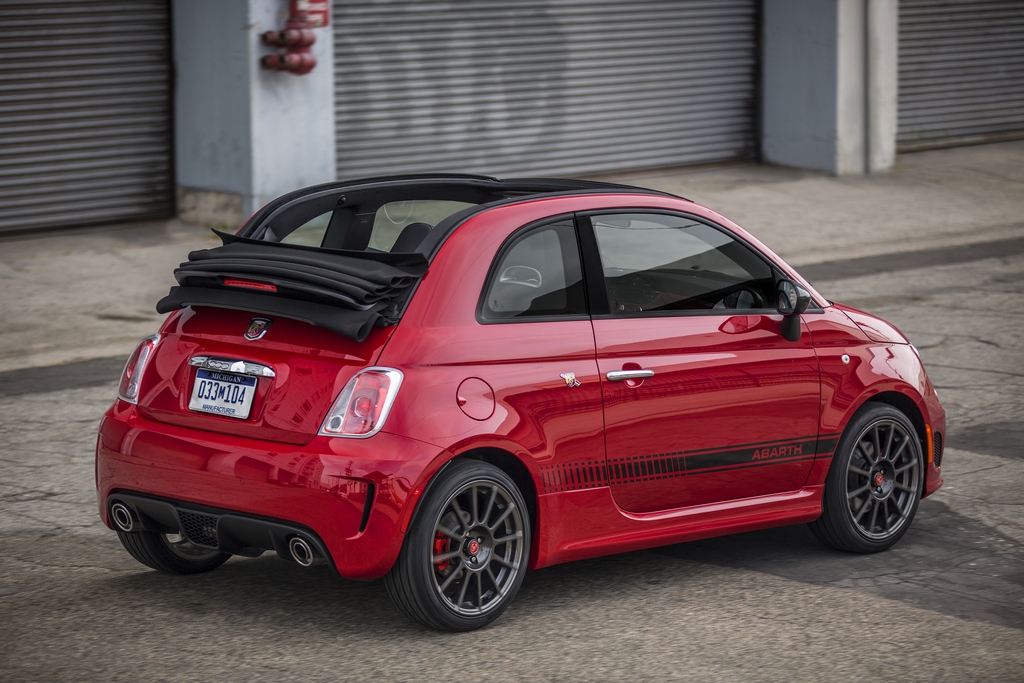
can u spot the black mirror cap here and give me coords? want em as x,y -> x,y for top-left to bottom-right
777,280 -> 810,342
776,279 -> 811,317
780,315 -> 801,342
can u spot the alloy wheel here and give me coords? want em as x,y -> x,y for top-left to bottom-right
430,481 -> 525,615
844,418 -> 921,540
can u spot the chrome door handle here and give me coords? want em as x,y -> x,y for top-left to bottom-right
606,369 -> 655,381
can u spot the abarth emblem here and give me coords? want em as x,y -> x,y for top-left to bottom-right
244,317 -> 272,341
559,372 -> 581,388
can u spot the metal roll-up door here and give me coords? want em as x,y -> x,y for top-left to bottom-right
899,0 -> 1024,152
333,0 -> 757,179
0,1 -> 173,234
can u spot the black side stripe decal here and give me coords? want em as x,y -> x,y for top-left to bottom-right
539,434 -> 842,494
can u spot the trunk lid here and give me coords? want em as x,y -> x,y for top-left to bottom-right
136,307 -> 393,445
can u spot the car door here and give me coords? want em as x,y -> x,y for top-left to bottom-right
581,211 -> 821,513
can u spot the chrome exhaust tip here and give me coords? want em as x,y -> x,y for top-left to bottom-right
288,536 -> 320,567
110,502 -> 134,532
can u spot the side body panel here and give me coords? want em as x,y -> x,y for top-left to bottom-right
378,201 -> 607,571
594,314 -> 821,512
803,305 -> 945,496
381,196 -> 945,570
381,196 -> 831,570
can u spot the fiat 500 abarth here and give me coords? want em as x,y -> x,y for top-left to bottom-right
97,174 -> 945,631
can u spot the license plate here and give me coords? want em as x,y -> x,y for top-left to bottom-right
189,369 -> 257,419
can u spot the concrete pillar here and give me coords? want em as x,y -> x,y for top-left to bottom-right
762,0 -> 897,175
172,0 -> 335,228
866,0 -> 898,173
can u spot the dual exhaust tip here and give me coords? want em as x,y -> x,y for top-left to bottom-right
111,502 -> 135,533
288,536 -> 324,567
112,501 -> 323,568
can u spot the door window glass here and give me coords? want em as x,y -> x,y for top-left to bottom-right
591,213 -> 774,314
482,220 -> 585,319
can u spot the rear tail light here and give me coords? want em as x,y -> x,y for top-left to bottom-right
319,367 -> 403,438
118,334 -> 160,404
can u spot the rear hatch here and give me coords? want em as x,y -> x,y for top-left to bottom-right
136,307 -> 393,445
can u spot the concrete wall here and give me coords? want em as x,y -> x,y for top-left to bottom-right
172,0 -> 335,227
762,0 -> 897,175
762,0 -> 839,174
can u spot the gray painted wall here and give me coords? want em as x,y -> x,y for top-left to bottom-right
172,1 -> 252,196
762,0 -> 897,175
762,0 -> 840,173
172,0 -> 335,225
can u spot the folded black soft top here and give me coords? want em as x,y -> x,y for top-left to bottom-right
156,175 -> 679,341
156,232 -> 427,342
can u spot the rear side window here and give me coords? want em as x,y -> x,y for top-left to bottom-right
590,213 -> 775,314
279,210 -> 331,247
370,200 -> 475,251
481,219 -> 586,320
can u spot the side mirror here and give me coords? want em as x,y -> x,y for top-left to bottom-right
776,280 -> 810,342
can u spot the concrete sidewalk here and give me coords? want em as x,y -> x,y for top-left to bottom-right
1,140 -> 1022,374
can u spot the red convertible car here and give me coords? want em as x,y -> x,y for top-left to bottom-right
97,174 -> 945,631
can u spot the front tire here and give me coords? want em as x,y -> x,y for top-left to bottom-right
117,530 -> 231,574
810,403 -> 924,553
385,460 -> 531,631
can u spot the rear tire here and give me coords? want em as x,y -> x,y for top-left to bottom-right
117,530 -> 231,574
384,460 -> 531,631
810,403 -> 924,553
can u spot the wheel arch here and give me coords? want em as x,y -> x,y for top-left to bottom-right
865,390 -> 927,449
401,446 -> 541,570
455,447 -> 539,544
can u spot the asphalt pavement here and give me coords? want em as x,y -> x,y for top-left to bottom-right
1,141 -> 1022,681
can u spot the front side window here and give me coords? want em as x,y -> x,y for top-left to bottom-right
590,213 -> 774,314
481,219 -> 585,320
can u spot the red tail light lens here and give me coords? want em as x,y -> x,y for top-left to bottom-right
319,368 -> 403,438
118,334 -> 160,404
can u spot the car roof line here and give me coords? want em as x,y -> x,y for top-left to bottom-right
238,175 -> 686,237
416,186 -> 688,260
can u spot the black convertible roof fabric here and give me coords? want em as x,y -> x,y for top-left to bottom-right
156,234 -> 427,342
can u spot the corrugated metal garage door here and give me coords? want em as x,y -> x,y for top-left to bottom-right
0,1 -> 173,234
898,0 -> 1024,151
333,0 -> 757,179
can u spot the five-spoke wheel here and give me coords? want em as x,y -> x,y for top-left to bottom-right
385,460 -> 530,631
810,403 -> 924,553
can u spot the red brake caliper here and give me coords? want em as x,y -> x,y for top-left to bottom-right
433,532 -> 450,572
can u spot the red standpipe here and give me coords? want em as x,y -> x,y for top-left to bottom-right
260,2 -> 322,76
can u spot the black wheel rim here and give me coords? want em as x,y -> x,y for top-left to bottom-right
161,533 -> 223,561
430,480 -> 525,616
844,418 -> 921,540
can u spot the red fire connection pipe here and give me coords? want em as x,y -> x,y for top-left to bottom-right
260,0 -> 328,76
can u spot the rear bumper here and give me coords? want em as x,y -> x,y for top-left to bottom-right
97,399 -> 445,579
109,491 -> 335,565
